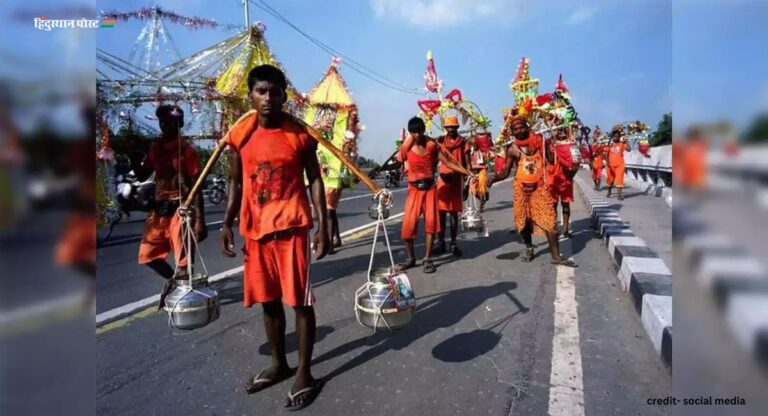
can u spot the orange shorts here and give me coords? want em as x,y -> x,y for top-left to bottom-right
138,211 -> 188,267
55,213 -> 96,266
401,185 -> 441,240
549,177 -> 574,203
437,174 -> 463,212
242,227 -> 313,308
325,187 -> 341,210
606,164 -> 625,187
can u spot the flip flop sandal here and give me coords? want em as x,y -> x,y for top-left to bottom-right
245,368 -> 295,395
285,380 -> 324,411
552,259 -> 579,268
521,248 -> 535,263
395,258 -> 416,272
423,259 -> 436,274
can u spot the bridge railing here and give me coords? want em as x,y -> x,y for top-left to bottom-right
619,144 -> 673,205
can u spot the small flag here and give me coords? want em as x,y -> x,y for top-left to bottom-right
101,18 -> 116,28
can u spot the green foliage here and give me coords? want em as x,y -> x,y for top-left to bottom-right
650,113 -> 672,147
740,113 -> 768,143
357,155 -> 380,170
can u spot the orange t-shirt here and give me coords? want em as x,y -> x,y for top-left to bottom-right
400,140 -> 439,182
227,118 -> 316,241
143,137 -> 201,201
438,135 -> 465,174
607,142 -> 630,167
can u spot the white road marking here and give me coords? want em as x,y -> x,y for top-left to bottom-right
548,238 -> 585,416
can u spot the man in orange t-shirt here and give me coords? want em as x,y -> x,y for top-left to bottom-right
397,116 -> 473,274
133,105 -> 206,310
435,115 -> 467,256
606,129 -> 631,200
219,65 -> 329,410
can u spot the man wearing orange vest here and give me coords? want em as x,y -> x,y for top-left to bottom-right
132,105 -> 206,310
220,65 -> 328,411
397,116 -> 472,273
435,115 -> 467,256
606,126 -> 632,200
492,116 -> 577,267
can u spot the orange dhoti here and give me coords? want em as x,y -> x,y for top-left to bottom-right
606,164 -> 625,188
591,156 -> 604,180
55,213 -> 96,266
513,182 -> 557,236
549,172 -> 574,203
469,168 -> 488,200
138,210 -> 189,267
401,185 -> 441,240
437,173 -> 463,212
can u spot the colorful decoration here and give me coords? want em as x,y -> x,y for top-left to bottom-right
424,50 -> 443,94
101,7 -> 242,31
304,57 -> 361,190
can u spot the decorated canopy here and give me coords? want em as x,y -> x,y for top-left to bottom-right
303,57 -> 361,189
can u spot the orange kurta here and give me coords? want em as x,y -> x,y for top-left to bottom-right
437,135 -> 465,212
400,140 -> 441,240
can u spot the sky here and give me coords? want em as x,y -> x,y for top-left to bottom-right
4,1 -> 765,158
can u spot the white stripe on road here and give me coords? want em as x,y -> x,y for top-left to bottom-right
548,239 -> 585,416
96,214 -> 404,327
95,266 -> 244,326
338,188 -> 408,202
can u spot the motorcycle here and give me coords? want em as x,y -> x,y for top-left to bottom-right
384,170 -> 400,188
207,176 -> 227,205
98,171 -> 155,244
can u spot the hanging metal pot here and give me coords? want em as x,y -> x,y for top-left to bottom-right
164,273 -> 220,330
354,268 -> 415,331
368,201 -> 390,220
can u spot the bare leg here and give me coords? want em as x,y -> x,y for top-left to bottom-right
397,239 -> 417,271
547,230 -> 578,267
290,305 -> 317,392
264,300 -> 290,372
425,232 -> 435,260
146,259 -> 174,279
449,212 -> 462,256
326,210 -> 337,255
436,211 -> 447,253
520,222 -> 534,262
562,202 -> 571,237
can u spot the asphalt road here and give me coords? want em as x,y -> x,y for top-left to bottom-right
97,177 -> 671,415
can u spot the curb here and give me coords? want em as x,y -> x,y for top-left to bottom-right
673,203 -> 768,369
574,175 -> 673,368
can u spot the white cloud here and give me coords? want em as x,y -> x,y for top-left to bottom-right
370,0 -> 519,29
566,6 -> 597,25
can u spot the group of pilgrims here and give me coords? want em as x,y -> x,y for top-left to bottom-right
128,64 -> 635,410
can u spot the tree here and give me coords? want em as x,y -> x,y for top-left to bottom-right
740,113 -> 768,143
357,155 -> 380,170
650,113 -> 672,147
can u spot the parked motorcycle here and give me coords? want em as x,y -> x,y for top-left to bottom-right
98,171 -> 155,244
207,176 -> 227,205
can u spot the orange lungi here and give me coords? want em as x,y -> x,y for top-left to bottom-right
401,185 -> 441,240
437,173 -> 463,212
138,211 -> 188,267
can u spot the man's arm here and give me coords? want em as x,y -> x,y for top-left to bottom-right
304,143 -> 329,260
493,145 -> 518,182
220,151 -> 242,257
437,149 -> 474,179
